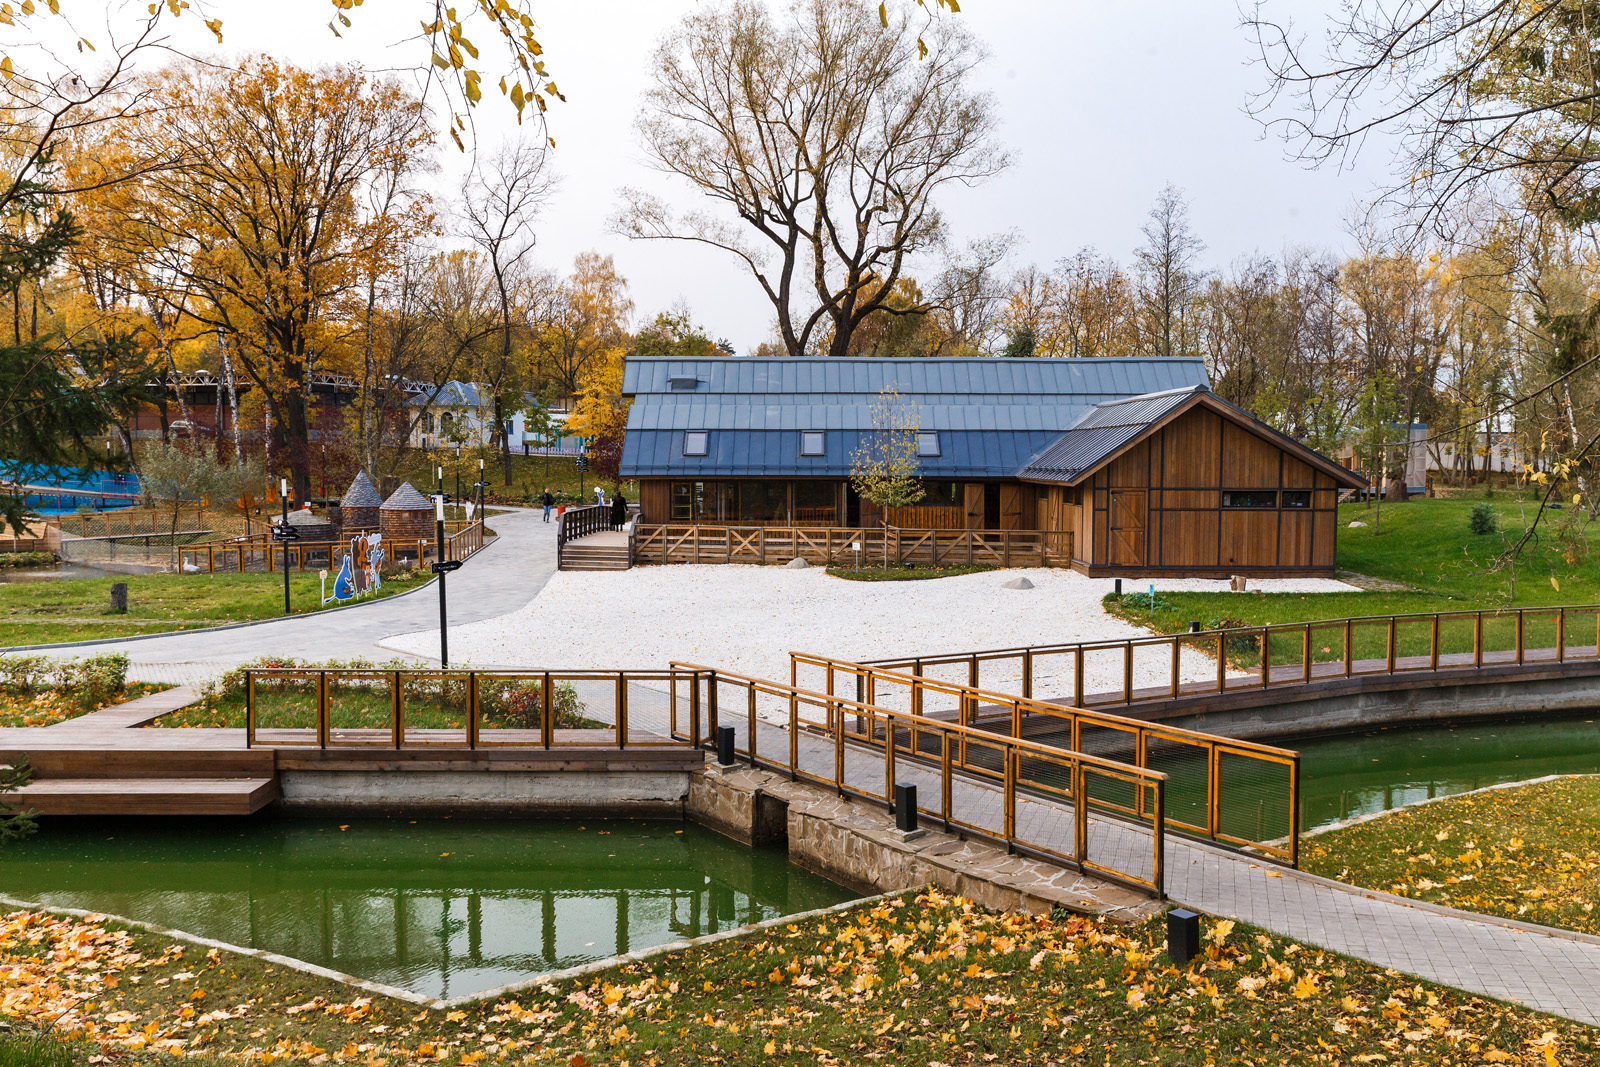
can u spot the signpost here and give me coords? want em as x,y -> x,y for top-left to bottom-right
272,477 -> 298,614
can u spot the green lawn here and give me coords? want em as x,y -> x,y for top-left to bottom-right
1107,492 -> 1600,660
3,889 -> 1594,1066
1305,775 -> 1600,938
0,570 -> 428,648
390,447 -> 636,508
825,563 -> 1000,582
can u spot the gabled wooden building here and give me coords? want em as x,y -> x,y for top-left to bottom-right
1017,386 -> 1366,576
618,357 -> 1365,577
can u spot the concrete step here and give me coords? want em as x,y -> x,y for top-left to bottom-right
13,777 -> 281,816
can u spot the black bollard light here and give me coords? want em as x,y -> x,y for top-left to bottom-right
894,783 -> 918,833
1189,620 -> 1202,633
716,725 -> 736,765
1167,909 -> 1201,966
1114,578 -> 1122,596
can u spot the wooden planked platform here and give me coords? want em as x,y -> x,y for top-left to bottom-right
13,777 -> 281,815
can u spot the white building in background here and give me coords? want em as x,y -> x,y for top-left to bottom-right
407,380 -> 588,454
1430,431 -> 1535,476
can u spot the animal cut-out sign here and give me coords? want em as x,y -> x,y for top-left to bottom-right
325,532 -> 385,605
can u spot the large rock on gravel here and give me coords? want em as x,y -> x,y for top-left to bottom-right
786,557 -> 810,569
1001,576 -> 1035,590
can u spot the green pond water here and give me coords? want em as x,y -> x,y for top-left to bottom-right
1297,712 -> 1600,828
0,818 -> 855,1000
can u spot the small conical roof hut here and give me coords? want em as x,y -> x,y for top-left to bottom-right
379,481 -> 434,544
338,471 -> 384,532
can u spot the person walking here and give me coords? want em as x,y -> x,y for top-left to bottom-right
610,492 -> 627,530
540,488 -> 554,523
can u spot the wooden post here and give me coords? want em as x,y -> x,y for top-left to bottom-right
1516,610 -> 1525,665
1261,629 -> 1270,687
317,671 -> 329,749
543,671 -> 554,750
1022,649 -> 1033,701
1558,609 -> 1566,662
1344,618 -> 1354,677
1386,617 -> 1397,673
391,670 -> 402,748
1430,615 -> 1440,670
1074,648 -> 1085,707
1123,643 -> 1133,703
1474,613 -> 1483,668
1217,634 -> 1226,693
1170,638 -> 1180,699
1302,624 -> 1312,683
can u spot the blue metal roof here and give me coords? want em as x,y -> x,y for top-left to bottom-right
620,357 -> 1210,478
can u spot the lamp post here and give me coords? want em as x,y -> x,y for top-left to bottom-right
279,477 -> 290,614
435,493 -> 449,667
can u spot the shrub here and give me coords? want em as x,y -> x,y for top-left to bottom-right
1119,591 -> 1174,613
0,653 -> 127,712
1469,502 -> 1498,536
479,680 -> 589,729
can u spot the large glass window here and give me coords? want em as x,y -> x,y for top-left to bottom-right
670,482 -> 707,521
1281,490 -> 1311,509
794,482 -> 837,524
1222,490 -> 1277,508
737,482 -> 787,522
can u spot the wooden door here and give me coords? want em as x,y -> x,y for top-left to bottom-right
964,483 -> 985,529
999,484 -> 1025,530
1108,490 -> 1146,567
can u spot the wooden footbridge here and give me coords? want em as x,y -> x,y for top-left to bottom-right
6,605 -> 1600,901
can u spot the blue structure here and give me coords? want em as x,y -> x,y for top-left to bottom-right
8,464 -> 142,515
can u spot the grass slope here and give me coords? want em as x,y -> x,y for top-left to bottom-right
1,890 -> 1593,1066
1305,775 -> 1600,938
1109,492 -> 1600,641
0,570 -> 427,648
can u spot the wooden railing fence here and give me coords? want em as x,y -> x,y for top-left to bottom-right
791,651 -> 1300,866
632,524 -> 1075,568
179,521 -> 486,574
860,604 -> 1600,710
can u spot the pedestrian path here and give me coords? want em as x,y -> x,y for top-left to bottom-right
11,508 -> 557,687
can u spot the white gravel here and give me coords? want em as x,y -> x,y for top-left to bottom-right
384,567 -> 1361,702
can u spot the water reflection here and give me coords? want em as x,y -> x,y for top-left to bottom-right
0,818 -> 855,999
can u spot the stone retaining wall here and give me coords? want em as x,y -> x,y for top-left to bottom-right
687,764 -> 1158,922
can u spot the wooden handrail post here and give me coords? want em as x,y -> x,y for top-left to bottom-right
1385,617 -> 1397,673
1073,762 -> 1088,868
1216,634 -> 1226,693
391,670 -> 402,748
1170,638 -> 1180,700
1003,748 -> 1017,851
544,671 -> 555,749
1474,612 -> 1484,668
468,672 -> 479,749
1123,643 -> 1133,703
745,682 -> 756,763
1207,743 -> 1221,840
1558,609 -> 1566,662
1022,649 -> 1033,701
1288,752 -> 1301,869
245,672 -> 255,747
1344,618 -> 1353,677
1516,610 -> 1525,665
1074,649 -> 1085,707
833,699 -> 846,796
1260,629 -> 1270,688
317,670 -> 329,749
941,733 -> 953,831
616,673 -> 627,749
1302,623 -> 1312,683
1151,780 -> 1166,899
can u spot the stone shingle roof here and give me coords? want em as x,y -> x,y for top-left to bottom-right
341,471 -> 384,508
380,481 -> 432,511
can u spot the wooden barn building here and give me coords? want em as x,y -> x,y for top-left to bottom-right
618,357 -> 1365,577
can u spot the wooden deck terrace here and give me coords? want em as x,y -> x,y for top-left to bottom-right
0,724 -> 703,816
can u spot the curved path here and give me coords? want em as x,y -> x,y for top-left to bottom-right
40,507 -> 558,686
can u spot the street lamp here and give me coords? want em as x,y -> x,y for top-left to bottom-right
434,492 -> 449,667
279,477 -> 290,614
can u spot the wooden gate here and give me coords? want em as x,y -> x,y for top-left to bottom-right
1109,490 -> 1146,567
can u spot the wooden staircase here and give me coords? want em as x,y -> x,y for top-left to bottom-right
4,748 -> 280,816
559,539 -> 631,571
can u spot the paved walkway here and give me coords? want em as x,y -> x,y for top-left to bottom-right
18,508 -> 558,686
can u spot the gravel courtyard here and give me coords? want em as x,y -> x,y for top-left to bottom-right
384,565 -> 1359,700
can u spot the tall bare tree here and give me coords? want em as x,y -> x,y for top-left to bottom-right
617,0 -> 1006,358
459,140 -> 557,485
1134,183 -> 1207,358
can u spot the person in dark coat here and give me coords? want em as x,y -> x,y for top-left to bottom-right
610,493 -> 627,530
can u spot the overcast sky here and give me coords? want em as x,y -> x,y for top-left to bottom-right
106,0 -> 1390,352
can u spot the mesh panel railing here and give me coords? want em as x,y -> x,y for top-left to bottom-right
675,661 -> 1167,896
792,652 -> 1299,866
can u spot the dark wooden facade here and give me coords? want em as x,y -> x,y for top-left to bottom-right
1028,404 -> 1355,577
